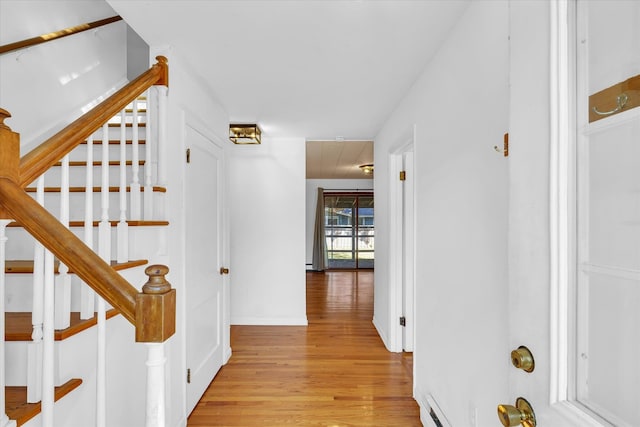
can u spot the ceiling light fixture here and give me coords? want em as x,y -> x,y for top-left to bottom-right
359,164 -> 374,175
229,123 -> 261,144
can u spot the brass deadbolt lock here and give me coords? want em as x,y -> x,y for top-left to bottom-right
219,267 -> 229,275
511,346 -> 535,373
497,397 -> 536,427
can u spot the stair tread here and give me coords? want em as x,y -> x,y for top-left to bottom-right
53,160 -> 145,167
107,123 -> 146,128
80,139 -> 146,145
24,186 -> 166,193
6,309 -> 120,341
6,378 -> 83,426
8,220 -> 169,228
5,259 -> 148,274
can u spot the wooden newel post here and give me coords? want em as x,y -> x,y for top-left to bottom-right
155,56 -> 169,88
0,109 -> 20,220
135,265 -> 176,343
137,265 -> 175,427
0,109 -> 17,426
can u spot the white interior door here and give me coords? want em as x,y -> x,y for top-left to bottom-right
506,1 -> 640,426
401,151 -> 415,352
185,125 -> 224,414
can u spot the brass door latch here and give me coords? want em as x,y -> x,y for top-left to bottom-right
497,397 -> 536,427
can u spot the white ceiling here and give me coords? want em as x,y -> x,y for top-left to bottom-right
107,0 -> 469,177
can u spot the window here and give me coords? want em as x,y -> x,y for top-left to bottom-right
324,193 -> 374,269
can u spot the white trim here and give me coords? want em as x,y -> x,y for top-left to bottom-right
230,317 -> 308,326
549,2 -> 616,425
387,152 -> 403,353
581,106 -> 640,136
387,125 -> 416,354
549,0 -> 571,405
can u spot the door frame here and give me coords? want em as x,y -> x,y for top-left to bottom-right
388,125 -> 416,353
179,110 -> 230,416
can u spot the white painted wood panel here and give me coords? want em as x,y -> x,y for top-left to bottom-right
185,125 -> 224,414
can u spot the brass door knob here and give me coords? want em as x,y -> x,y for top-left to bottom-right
497,397 -> 536,427
219,267 -> 229,275
511,346 -> 535,372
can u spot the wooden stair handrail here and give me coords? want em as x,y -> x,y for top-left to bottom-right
0,56 -> 175,342
0,16 -> 123,56
0,177 -> 137,324
19,56 -> 168,187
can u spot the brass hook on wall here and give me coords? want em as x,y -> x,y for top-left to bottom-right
494,133 -> 509,157
592,93 -> 628,116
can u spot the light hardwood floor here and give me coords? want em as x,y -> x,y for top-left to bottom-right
187,271 -> 421,426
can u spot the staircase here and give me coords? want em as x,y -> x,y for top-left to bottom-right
0,56 -> 175,427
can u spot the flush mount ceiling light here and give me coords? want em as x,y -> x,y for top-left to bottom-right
229,124 -> 261,144
359,164 -> 374,175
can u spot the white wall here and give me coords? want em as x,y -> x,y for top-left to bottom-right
305,178 -> 373,268
147,45 -> 232,427
229,137 -> 307,325
0,0 -> 127,151
373,2 -> 510,426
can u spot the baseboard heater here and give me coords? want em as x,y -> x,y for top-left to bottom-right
425,394 -> 451,427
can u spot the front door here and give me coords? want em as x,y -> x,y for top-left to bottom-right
185,124 -> 224,414
506,1 -> 640,425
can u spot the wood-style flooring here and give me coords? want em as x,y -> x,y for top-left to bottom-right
187,271 -> 421,426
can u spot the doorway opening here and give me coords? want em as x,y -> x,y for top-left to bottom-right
323,192 -> 374,269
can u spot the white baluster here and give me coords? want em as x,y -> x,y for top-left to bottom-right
99,123 -> 111,260
117,109 -> 128,263
27,176 -> 45,402
81,134 -> 95,319
96,296 -> 106,427
130,99 -> 141,219
55,155 -> 71,329
0,219 -> 17,427
157,86 -> 168,186
144,91 -> 153,220
97,123 -> 110,427
145,343 -> 167,427
42,247 -> 55,427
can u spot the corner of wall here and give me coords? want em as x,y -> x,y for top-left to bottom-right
372,316 -> 391,351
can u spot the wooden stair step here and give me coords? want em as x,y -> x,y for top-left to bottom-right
5,259 -> 148,274
25,186 -> 166,193
123,108 -> 147,113
6,309 -> 119,341
8,220 -> 169,228
53,160 -> 145,167
6,378 -> 82,426
80,139 -> 146,145
107,123 -> 146,128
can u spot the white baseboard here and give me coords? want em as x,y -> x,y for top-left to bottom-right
231,316 -> 308,326
223,346 -> 232,364
372,316 -> 392,351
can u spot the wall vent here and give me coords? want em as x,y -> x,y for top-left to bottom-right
425,394 -> 452,427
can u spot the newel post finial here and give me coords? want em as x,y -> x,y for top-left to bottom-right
155,56 -> 169,88
0,108 -> 20,218
0,108 -> 12,131
135,264 -> 176,343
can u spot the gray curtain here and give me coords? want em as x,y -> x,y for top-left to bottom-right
311,187 -> 327,271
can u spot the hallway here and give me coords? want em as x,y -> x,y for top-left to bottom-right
187,271 -> 421,426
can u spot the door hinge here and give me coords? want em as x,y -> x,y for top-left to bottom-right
399,316 -> 406,327
186,148 -> 191,163
187,368 -> 191,384
399,171 -> 406,181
